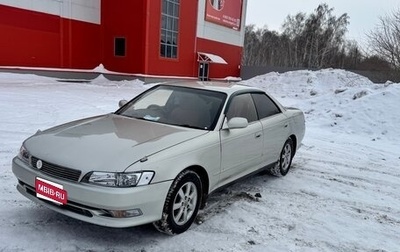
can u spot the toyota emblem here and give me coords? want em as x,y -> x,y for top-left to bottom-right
36,160 -> 43,169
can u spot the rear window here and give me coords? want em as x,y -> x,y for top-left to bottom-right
251,93 -> 281,119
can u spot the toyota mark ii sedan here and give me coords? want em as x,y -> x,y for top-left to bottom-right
12,81 -> 305,234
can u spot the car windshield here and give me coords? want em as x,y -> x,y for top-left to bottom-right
116,85 -> 227,130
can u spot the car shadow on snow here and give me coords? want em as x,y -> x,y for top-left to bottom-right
12,204 -> 169,248
195,170 -> 285,226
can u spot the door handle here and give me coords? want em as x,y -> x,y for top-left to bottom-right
255,132 -> 262,138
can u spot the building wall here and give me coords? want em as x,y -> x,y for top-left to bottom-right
144,0 -> 198,77
0,0 -> 100,24
196,38 -> 242,78
195,0 -> 247,78
0,1 -> 101,69
196,0 -> 246,47
101,0 -> 147,74
0,0 -> 246,78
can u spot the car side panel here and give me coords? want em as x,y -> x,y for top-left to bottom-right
131,131 -> 222,194
260,113 -> 291,164
219,121 -> 263,185
284,109 -> 306,150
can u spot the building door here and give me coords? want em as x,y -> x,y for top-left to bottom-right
198,62 -> 209,81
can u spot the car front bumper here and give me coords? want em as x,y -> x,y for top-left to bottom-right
12,157 -> 172,228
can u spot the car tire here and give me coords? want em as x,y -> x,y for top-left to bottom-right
269,138 -> 294,177
153,170 -> 202,235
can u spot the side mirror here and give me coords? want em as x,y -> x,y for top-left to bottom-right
224,117 -> 248,129
118,99 -> 128,108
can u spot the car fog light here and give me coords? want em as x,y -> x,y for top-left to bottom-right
108,209 -> 143,218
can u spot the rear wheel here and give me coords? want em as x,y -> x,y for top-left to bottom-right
269,138 -> 294,176
153,170 -> 202,235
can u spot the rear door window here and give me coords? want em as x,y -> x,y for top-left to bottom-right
251,93 -> 281,119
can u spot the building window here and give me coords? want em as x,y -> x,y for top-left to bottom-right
115,37 -> 126,57
160,0 -> 179,58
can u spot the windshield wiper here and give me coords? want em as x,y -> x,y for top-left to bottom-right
174,124 -> 207,130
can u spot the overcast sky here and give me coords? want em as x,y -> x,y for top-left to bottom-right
245,0 -> 400,48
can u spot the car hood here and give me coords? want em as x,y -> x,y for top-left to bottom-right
25,114 -> 207,173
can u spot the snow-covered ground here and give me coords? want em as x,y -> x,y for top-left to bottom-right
0,69 -> 399,252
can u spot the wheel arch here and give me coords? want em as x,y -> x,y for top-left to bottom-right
289,134 -> 297,155
184,165 -> 209,209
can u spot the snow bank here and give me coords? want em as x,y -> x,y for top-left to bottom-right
1,69 -> 399,252
246,69 -> 400,142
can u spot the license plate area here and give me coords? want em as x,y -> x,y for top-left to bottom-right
35,177 -> 68,205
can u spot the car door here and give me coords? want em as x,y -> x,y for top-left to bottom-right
219,93 -> 263,184
251,93 -> 290,165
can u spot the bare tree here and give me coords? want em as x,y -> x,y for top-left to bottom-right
243,25 -> 259,66
342,40 -> 362,69
281,4 -> 349,68
282,13 -> 306,67
368,9 -> 400,70
243,4 -> 370,70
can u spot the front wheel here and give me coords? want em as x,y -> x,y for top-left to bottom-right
269,138 -> 294,177
153,170 -> 202,235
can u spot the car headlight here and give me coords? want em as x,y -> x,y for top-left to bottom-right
85,171 -> 155,187
18,144 -> 30,163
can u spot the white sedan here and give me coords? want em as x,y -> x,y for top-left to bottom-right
12,81 -> 305,234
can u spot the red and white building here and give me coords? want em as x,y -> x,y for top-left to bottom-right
0,0 -> 247,80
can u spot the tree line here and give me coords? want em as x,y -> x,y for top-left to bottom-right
243,4 -> 397,72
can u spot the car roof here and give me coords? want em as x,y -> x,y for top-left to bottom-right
159,81 -> 263,95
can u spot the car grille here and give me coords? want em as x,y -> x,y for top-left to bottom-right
31,156 -> 82,182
